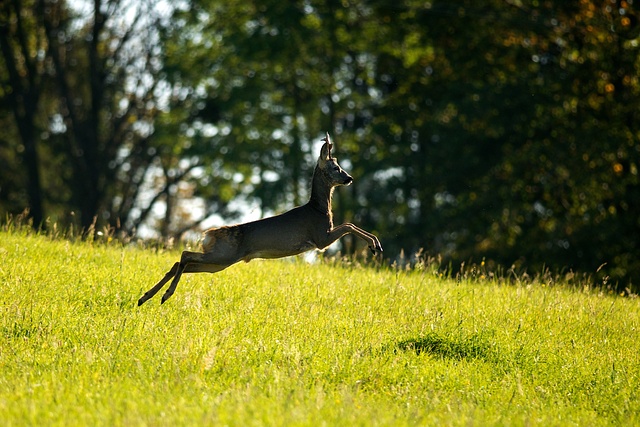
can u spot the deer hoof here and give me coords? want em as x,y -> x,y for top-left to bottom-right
370,244 -> 383,255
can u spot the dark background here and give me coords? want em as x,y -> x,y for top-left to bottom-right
2,0 -> 639,290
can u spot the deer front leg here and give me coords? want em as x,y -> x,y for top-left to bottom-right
138,262 -> 180,306
325,223 -> 383,254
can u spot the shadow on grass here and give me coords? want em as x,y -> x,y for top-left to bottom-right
391,332 -> 494,362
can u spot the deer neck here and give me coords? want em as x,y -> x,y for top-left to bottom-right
309,166 -> 334,221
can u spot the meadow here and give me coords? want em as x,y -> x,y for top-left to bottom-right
0,227 -> 639,426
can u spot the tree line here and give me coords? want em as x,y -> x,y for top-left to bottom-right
2,0 -> 639,290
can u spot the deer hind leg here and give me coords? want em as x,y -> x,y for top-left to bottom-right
158,251 -> 203,305
138,261 -> 180,306
160,250 -> 238,304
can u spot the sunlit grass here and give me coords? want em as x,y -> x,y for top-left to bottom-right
1,228 -> 639,426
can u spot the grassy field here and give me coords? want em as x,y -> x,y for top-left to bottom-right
1,228 -> 639,426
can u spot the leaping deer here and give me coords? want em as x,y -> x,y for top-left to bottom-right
137,132 -> 383,306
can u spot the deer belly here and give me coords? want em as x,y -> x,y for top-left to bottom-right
243,240 -> 317,261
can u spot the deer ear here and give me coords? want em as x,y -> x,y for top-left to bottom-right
319,143 -> 331,162
319,132 -> 333,162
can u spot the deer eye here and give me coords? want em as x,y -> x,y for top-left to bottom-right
333,166 -> 340,171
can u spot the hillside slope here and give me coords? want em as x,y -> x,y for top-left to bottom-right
1,230 -> 639,426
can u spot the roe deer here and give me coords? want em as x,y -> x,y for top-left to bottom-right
137,132 -> 382,306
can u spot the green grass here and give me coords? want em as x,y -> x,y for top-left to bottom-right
1,228 -> 639,426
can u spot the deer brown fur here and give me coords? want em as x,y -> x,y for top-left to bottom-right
137,132 -> 382,306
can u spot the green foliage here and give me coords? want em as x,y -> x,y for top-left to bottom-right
0,0 -> 177,231
2,0 -> 640,290
1,230 -> 639,425
158,0 -> 640,289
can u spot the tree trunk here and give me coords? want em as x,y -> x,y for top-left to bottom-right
0,3 -> 45,227
19,120 -> 45,227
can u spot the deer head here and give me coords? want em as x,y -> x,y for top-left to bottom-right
318,132 -> 352,186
